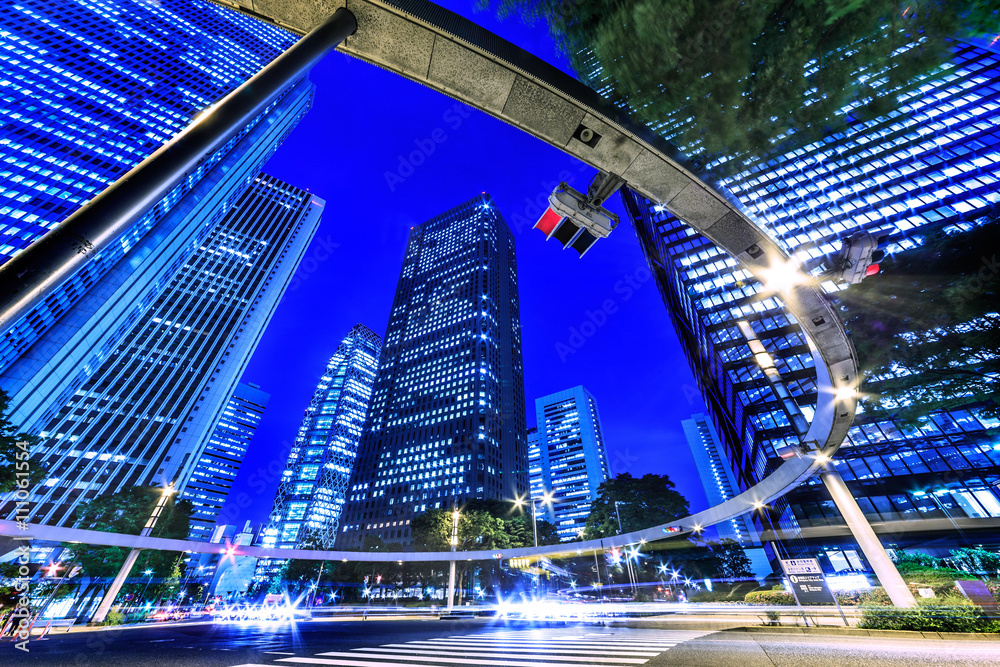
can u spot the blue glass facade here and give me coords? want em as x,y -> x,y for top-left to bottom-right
185,382 -> 270,541
1,173 -> 323,527
260,324 -> 382,554
337,194 -> 528,549
682,413 -> 757,545
0,0 -> 298,376
531,386 -> 609,542
618,40 -> 1000,556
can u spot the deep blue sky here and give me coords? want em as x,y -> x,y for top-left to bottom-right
221,1 -> 708,531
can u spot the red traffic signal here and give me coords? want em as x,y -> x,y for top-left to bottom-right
865,263 -> 880,277
532,183 -> 619,258
533,207 -> 564,237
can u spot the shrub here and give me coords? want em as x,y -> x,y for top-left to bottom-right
744,590 -> 795,605
101,611 -> 125,626
858,596 -> 989,633
689,581 -> 762,603
858,587 -> 892,606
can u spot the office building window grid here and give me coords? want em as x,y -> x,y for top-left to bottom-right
259,324 -> 382,554
682,413 -> 758,545
2,174 -> 320,527
619,41 -> 1000,540
337,194 -> 527,549
531,386 -> 610,542
185,382 -> 270,541
0,0 -> 298,372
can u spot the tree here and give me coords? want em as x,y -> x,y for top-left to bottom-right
837,215 -> 1000,422
949,547 -> 1000,576
410,499 -> 560,551
709,538 -> 753,580
64,485 -> 193,611
409,499 -> 560,600
479,0 -> 998,174
583,472 -> 689,539
0,389 -> 44,494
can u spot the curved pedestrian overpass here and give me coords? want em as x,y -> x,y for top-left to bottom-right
1,0 -> 860,562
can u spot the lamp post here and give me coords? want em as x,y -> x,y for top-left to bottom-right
513,492 -> 553,548
613,500 -> 638,597
446,504 -> 460,612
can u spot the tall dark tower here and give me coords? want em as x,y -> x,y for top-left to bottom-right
337,194 -> 527,549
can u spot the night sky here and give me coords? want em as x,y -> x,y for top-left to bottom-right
220,1 -> 709,532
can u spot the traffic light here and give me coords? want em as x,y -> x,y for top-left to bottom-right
829,231 -> 891,284
866,233 -> 891,277
533,181 -> 620,257
508,557 -> 532,570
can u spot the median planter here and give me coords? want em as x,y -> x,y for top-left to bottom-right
858,597 -> 998,633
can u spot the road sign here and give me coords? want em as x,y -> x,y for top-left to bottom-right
780,558 -> 822,575
780,558 -> 837,605
787,573 -> 836,605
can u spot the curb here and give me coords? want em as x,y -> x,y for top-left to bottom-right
731,626 -> 1000,641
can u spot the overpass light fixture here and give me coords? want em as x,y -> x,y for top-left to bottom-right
834,385 -> 858,402
760,259 -> 808,294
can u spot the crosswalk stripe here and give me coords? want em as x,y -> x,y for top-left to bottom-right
278,655 -> 642,667
345,647 -> 650,663
374,642 -> 661,656
445,634 -> 683,644
427,638 -> 678,648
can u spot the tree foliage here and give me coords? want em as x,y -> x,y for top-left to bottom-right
0,389 -> 44,494
949,547 -> 1000,576
410,498 -> 559,551
583,472 -> 689,539
710,538 -> 754,580
479,0 -> 998,173
837,215 -> 1000,421
67,485 -> 193,580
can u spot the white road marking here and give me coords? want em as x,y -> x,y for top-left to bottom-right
280,658 -> 639,667
344,647 -> 650,663
257,628 -> 705,667
373,642 -> 661,656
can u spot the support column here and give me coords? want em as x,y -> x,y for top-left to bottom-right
821,470 -> 916,608
91,483 -> 177,624
90,548 -> 142,625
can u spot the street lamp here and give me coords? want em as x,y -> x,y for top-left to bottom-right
512,492 -> 553,548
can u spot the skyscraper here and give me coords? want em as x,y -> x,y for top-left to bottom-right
337,194 -> 527,549
1,174 -> 323,526
259,325 -> 382,560
0,0 -> 305,433
619,40 -> 1000,558
185,383 -> 270,541
681,413 -> 757,545
531,386 -> 609,542
527,426 -> 545,503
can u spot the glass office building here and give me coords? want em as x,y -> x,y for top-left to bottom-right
617,40 -> 1000,559
682,413 -> 758,546
527,426 -> 544,503
337,194 -> 528,549
259,324 -> 382,557
0,0 -> 302,430
185,382 -> 270,541
1,174 -> 323,527
531,386 -> 609,542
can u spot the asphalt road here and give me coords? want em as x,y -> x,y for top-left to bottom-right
3,618 -> 998,667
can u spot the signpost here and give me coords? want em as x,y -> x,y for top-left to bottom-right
779,558 -> 848,626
